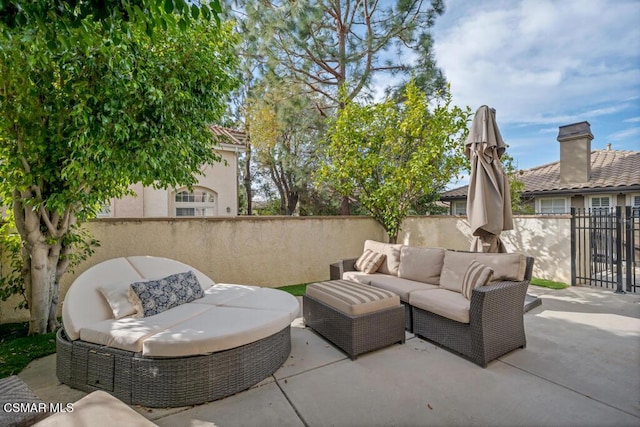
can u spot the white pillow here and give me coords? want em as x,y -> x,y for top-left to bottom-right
97,282 -> 137,319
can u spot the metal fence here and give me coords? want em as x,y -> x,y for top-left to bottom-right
571,206 -> 639,293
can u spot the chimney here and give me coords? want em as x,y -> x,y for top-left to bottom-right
557,121 -> 593,184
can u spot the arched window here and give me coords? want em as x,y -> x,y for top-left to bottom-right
174,188 -> 217,217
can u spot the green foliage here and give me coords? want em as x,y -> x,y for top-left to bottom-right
531,277 -> 569,289
276,283 -> 308,296
501,153 -> 533,214
0,0 -> 222,38
319,82 -> 471,241
0,217 -> 25,309
0,17 -> 239,215
0,213 -> 99,310
247,81 -> 328,215
0,321 -> 57,378
236,0 -> 447,111
0,1 -> 239,333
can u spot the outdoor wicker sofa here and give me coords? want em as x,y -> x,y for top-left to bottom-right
332,240 -> 535,367
57,256 -> 299,407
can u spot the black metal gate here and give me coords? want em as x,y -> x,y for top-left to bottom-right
571,206 -> 639,293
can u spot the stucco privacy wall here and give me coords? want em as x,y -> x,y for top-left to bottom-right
398,215 -> 572,284
0,215 -> 571,324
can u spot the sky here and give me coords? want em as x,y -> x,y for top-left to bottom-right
429,0 -> 640,188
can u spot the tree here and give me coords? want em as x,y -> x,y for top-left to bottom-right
501,153 -> 533,214
247,82 -> 328,215
319,82 -> 470,242
0,1 -> 239,334
239,0 -> 447,213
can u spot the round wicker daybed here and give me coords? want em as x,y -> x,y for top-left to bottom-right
57,256 -> 299,408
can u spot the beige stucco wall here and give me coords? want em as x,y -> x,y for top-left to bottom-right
111,148 -> 240,218
0,215 -> 572,324
399,215 -> 572,284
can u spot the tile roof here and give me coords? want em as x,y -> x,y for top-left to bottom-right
209,125 -> 247,146
441,149 -> 640,200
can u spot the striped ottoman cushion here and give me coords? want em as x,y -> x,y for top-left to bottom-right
306,280 -> 400,316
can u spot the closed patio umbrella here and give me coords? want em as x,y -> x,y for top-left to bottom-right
465,105 -> 513,253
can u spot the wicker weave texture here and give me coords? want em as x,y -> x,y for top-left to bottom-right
412,278 -> 529,367
0,376 -> 49,427
56,326 -> 291,407
303,294 -> 405,360
402,302 -> 413,332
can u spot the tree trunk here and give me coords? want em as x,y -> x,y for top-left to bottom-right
286,192 -> 299,216
340,196 -> 350,215
13,192 -> 72,334
244,143 -> 252,215
28,244 -> 52,335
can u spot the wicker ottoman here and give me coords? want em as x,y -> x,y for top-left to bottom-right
303,280 -> 405,360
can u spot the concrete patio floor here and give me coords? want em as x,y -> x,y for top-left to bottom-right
18,285 -> 640,427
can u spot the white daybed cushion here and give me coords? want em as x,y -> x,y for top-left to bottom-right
141,307 -> 292,357
409,289 -> 470,324
217,288 -> 300,321
63,258 -> 144,341
79,304 -> 212,353
63,256 -> 216,341
126,256 -> 215,290
193,283 -> 260,305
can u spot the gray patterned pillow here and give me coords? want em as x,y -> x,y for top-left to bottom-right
128,271 -> 204,318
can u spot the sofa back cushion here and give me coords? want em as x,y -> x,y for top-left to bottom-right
363,240 -> 403,276
472,252 -> 527,282
440,251 -> 527,293
398,247 -> 445,285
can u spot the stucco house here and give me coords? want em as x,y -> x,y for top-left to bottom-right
99,125 -> 246,218
441,121 -> 640,215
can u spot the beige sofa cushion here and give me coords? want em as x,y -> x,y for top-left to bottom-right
342,271 -> 373,285
141,306 -> 291,357
306,280 -> 400,316
440,251 -> 527,293
398,247 -> 445,285
369,275 -> 439,302
79,303 -> 211,352
472,252 -> 527,282
440,251 -> 474,293
363,240 -> 402,276
409,289 -> 471,324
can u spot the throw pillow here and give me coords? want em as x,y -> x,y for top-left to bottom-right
354,249 -> 386,274
128,271 -> 204,318
98,282 -> 137,319
461,260 -> 494,300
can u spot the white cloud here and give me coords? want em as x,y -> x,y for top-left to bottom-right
432,0 -> 640,124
